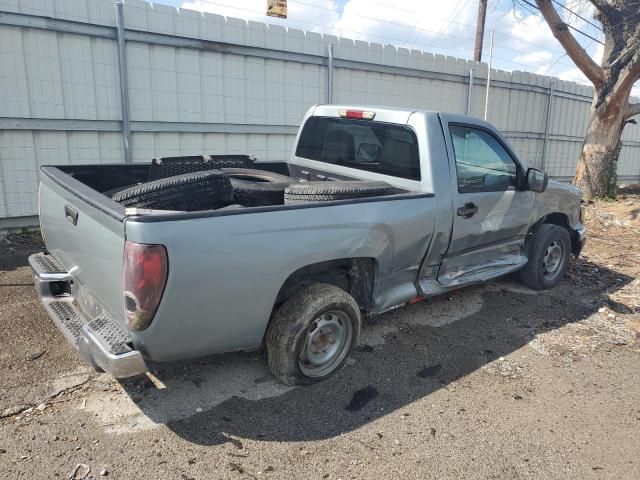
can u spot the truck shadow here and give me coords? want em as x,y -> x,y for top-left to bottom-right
0,234 -> 44,272
119,258 -> 634,445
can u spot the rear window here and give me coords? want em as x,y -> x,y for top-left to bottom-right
295,116 -> 421,180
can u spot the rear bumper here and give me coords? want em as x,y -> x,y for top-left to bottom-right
29,253 -> 147,378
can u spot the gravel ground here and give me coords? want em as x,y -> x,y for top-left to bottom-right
1,198 -> 639,480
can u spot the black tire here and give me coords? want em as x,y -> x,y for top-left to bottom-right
266,283 -> 361,386
112,170 -> 233,211
222,168 -> 297,206
284,181 -> 394,204
519,224 -> 571,290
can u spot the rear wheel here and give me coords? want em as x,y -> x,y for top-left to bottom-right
266,283 -> 360,385
519,224 -> 571,290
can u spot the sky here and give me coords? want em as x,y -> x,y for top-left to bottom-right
152,0 -> 620,92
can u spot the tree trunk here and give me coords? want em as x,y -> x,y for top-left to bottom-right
572,106 -> 626,199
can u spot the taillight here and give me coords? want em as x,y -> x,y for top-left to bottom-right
122,241 -> 168,331
338,109 -> 376,120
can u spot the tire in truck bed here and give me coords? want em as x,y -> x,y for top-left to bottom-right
112,170 -> 234,211
222,168 -> 297,206
284,181 -> 394,204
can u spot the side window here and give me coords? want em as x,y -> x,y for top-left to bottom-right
450,125 -> 518,193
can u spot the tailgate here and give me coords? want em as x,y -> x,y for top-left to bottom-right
38,167 -> 127,325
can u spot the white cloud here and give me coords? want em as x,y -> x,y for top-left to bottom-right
332,0 -> 478,56
177,0 -> 630,92
514,50 -> 553,65
557,66 -> 589,84
494,9 -> 558,53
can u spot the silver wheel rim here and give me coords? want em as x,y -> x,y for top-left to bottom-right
542,240 -> 565,280
298,310 -> 353,378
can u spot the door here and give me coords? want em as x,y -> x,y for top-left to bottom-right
438,121 -> 534,285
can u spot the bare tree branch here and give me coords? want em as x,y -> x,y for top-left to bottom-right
627,102 -> 640,118
535,0 -> 605,88
612,58 -> 640,116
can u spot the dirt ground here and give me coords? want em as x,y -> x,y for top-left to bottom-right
1,196 -> 639,480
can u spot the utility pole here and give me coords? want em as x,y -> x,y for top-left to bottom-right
473,0 -> 488,62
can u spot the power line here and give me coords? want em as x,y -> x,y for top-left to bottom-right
426,0 -> 472,49
491,31 -> 594,70
550,0 -> 603,32
398,3 -> 426,46
519,0 -> 604,45
543,38 -> 597,75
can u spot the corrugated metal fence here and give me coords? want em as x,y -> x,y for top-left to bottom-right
1,0 -> 639,227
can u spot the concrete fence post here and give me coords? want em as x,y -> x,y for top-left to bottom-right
466,68 -> 474,115
541,81 -> 556,171
115,2 -> 132,163
327,44 -> 334,104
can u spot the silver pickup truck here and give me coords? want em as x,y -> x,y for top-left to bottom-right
30,105 -> 585,385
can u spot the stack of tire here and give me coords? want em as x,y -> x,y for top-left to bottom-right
111,156 -> 394,211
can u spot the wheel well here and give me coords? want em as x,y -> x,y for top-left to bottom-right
274,258 -> 377,314
544,212 -> 570,229
535,212 -> 580,255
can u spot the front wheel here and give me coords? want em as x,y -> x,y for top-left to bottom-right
519,224 -> 571,290
266,283 -> 361,385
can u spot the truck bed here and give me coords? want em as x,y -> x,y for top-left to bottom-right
58,161 -> 400,195
48,161 -> 412,218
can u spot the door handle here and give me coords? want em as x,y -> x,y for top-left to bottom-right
457,202 -> 478,219
64,204 -> 78,225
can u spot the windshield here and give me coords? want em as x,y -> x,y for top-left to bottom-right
295,116 -> 421,180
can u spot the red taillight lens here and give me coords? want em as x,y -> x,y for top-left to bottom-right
338,109 -> 376,120
123,241 -> 168,331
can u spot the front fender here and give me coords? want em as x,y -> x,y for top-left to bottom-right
532,180 -> 583,230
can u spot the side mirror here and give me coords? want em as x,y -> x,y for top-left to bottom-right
526,168 -> 548,192
357,143 -> 381,162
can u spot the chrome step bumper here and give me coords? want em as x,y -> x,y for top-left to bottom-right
29,253 -> 147,378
